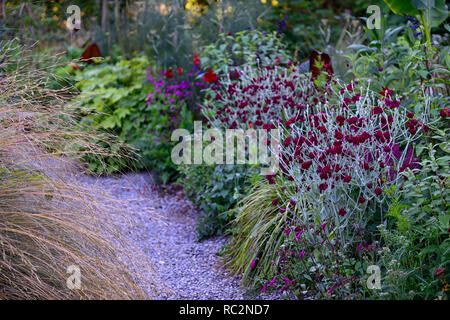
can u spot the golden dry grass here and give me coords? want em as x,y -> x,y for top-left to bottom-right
0,40 -> 157,299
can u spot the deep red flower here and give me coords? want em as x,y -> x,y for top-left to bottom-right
302,161 -> 312,170
379,86 -> 393,99
346,117 -> 358,125
338,208 -> 347,216
433,267 -> 445,277
374,187 -> 382,196
372,106 -> 383,115
334,130 -> 344,139
165,69 -> 173,78
343,176 -> 352,183
272,199 -> 279,206
407,112 -> 414,118
283,137 -> 292,147
177,66 -> 183,76
319,126 -> 327,134
440,108 -> 449,118
204,69 -> 219,83
374,131 -> 385,143
358,196 -> 366,204
336,115 -> 345,126
319,183 -> 328,192
194,53 -> 200,66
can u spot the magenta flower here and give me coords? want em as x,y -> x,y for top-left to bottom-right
283,276 -> 292,285
327,284 -> 336,295
268,277 -> 276,286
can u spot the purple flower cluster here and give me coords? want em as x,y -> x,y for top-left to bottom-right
146,68 -> 194,105
404,14 -> 422,37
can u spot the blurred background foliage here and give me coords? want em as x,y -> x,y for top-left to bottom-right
1,0 -> 423,65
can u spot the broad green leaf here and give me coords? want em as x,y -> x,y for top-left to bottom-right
413,0 -> 448,27
383,0 -> 420,15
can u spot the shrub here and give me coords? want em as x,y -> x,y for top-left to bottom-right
73,56 -> 151,174
372,125 -> 449,299
263,0 -> 387,57
74,56 -> 193,182
177,31 -> 290,238
224,65 -> 427,297
275,80 -> 421,243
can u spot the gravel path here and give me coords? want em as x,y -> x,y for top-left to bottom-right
75,172 -> 279,300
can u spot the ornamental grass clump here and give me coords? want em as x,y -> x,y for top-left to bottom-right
0,41 -> 157,299
224,179 -> 300,286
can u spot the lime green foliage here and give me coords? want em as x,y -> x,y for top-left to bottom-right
224,180 -> 296,285
74,56 -> 192,181
179,164 -> 258,240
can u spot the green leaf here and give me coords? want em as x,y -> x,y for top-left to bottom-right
383,0 -> 420,15
431,0 -> 449,28
383,26 -> 404,43
100,116 -> 118,129
115,107 -> 131,119
413,0 -> 448,27
347,44 -> 372,52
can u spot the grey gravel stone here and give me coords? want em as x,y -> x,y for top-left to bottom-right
75,172 -> 282,300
